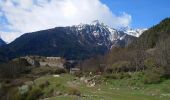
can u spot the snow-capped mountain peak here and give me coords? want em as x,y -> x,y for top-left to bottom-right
119,27 -> 147,37
108,27 -> 120,41
125,28 -> 147,37
69,20 -> 138,48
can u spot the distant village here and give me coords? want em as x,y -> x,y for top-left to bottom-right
20,56 -> 80,74
22,56 -> 65,68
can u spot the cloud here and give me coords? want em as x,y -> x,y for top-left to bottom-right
1,32 -> 21,44
0,0 -> 132,43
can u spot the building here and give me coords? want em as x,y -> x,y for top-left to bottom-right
70,68 -> 80,74
39,57 -> 65,68
22,56 -> 39,66
22,56 -> 65,68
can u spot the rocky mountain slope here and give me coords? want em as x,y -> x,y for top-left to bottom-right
0,21 -> 145,61
0,36 -> 6,46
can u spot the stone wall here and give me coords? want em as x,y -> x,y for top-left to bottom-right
22,56 -> 65,68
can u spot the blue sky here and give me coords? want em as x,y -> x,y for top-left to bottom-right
101,0 -> 170,28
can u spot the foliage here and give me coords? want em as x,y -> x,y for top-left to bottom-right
39,81 -> 50,89
79,55 -> 104,72
144,58 -> 159,70
104,73 -> 131,80
0,58 -> 32,78
136,18 -> 170,48
144,68 -> 163,84
54,68 -> 67,74
31,66 -> 67,76
106,61 -> 132,73
155,37 -> 170,77
68,87 -> 81,96
26,87 -> 43,100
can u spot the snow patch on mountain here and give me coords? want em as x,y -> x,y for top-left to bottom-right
68,20 -> 139,48
125,28 -> 147,37
120,34 -> 126,40
119,27 -> 147,37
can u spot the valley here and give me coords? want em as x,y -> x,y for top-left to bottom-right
0,18 -> 170,100
0,0 -> 170,100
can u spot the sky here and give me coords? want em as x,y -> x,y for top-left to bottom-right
0,0 -> 170,43
101,0 -> 170,28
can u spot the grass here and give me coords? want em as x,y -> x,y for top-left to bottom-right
30,73 -> 170,100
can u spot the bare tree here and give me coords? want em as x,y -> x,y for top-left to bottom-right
155,37 -> 170,76
131,40 -> 147,71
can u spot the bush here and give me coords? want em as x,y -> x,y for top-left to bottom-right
162,86 -> 170,93
106,61 -> 132,73
144,72 -> 161,84
26,87 -> 43,100
68,87 -> 81,96
31,67 -> 54,75
13,91 -> 28,100
0,62 -> 31,78
104,73 -> 131,80
0,83 -> 9,100
104,74 -> 119,79
144,68 -> 163,84
56,83 -> 61,87
119,73 -> 131,79
54,68 -> 67,74
18,85 -> 29,95
144,58 -> 164,84
43,88 -> 54,98
144,58 -> 157,69
39,81 -> 50,89
74,72 -> 83,77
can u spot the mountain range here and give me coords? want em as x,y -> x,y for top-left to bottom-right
0,20 -> 146,62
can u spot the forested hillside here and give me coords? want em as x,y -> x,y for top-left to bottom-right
133,17 -> 170,48
79,18 -> 170,84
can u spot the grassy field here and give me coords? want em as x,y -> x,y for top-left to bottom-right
31,73 -> 170,100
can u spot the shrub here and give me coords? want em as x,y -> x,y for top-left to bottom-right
144,58 -> 157,69
26,87 -> 43,100
74,71 -> 83,77
0,83 -> 9,100
56,83 -> 61,87
144,68 -> 163,84
144,58 -> 164,84
126,72 -> 145,86
106,61 -> 132,73
144,72 -> 161,84
119,73 -> 131,79
104,73 -> 131,80
13,91 -> 28,100
162,86 -> 170,93
18,85 -> 29,95
68,87 -> 81,96
43,88 -> 54,98
104,74 -> 119,79
39,81 -> 50,89
54,68 -> 67,74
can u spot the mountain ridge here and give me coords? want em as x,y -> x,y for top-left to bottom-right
0,21 -> 145,62
0,36 -> 6,46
